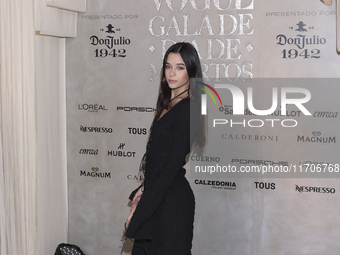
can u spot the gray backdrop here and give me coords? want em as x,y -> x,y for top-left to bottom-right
66,0 -> 340,254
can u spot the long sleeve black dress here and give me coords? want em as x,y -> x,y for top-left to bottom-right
125,98 -> 196,255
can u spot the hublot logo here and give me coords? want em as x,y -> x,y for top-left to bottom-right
108,143 -> 136,157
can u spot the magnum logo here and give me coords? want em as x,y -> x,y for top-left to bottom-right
80,167 -> 111,178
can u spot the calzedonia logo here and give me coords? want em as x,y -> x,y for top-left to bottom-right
194,179 -> 236,190
198,81 -> 311,128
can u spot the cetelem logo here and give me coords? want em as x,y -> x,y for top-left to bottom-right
199,82 -> 312,128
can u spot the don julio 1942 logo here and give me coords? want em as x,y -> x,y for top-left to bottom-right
276,21 -> 326,59
90,24 -> 131,58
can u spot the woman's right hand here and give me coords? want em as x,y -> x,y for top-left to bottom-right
132,186 -> 143,208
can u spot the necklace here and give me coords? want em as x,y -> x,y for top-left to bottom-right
170,88 -> 189,102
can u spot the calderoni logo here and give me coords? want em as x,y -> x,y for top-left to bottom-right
297,131 -> 336,143
127,175 -> 144,181
222,133 -> 279,142
78,103 -> 108,112
194,179 -> 236,190
295,185 -> 335,194
80,125 -> 113,133
80,167 -> 111,179
79,149 -> 99,155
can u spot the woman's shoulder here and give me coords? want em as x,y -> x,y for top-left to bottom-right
173,98 -> 200,121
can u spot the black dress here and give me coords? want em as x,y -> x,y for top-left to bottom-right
125,98 -> 196,255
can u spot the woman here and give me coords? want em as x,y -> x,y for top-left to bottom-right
125,42 -> 202,255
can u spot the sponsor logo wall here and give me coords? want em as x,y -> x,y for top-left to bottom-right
66,0 -> 340,254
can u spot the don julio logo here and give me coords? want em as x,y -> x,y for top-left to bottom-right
295,185 -> 335,194
80,167 -> 111,178
297,131 -> 336,143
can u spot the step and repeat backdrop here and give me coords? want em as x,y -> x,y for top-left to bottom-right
66,0 -> 340,254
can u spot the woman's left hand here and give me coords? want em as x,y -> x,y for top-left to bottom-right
126,185 -> 143,228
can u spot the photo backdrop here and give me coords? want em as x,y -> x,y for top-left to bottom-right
66,0 -> 340,254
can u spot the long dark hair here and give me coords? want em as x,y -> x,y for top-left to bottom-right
138,43 -> 204,181
151,42 -> 202,127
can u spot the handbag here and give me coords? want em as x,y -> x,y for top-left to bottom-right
55,243 -> 85,255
